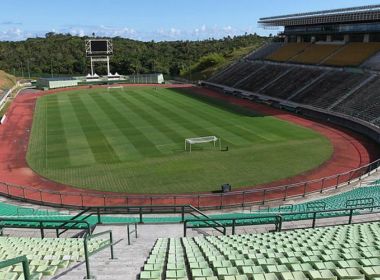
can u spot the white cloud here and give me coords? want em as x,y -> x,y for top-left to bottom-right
0,24 -> 257,42
0,28 -> 30,41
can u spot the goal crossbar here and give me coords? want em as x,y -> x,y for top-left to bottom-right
185,136 -> 221,152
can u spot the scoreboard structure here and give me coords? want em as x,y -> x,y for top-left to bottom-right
85,39 -> 113,76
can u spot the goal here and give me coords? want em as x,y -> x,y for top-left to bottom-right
185,136 -> 221,152
107,86 -> 124,92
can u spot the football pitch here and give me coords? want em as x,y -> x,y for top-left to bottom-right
26,87 -> 332,194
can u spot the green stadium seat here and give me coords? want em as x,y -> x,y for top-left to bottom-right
191,268 -> 214,278
307,270 -> 337,280
223,275 -> 249,280
361,266 -> 380,278
216,267 -> 239,277
359,258 -> 380,267
334,268 -> 365,279
0,272 -> 18,280
240,265 -> 265,276
140,270 -> 162,279
251,273 -> 279,280
165,269 -> 187,279
279,271 -> 308,280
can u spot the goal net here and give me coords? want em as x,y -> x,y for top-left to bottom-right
185,136 -> 221,152
107,86 -> 124,92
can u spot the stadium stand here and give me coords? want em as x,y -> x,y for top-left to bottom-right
289,71 -> 369,109
259,67 -> 324,99
264,42 -> 380,67
267,185 -> 380,214
140,222 -> 380,280
323,43 -> 380,67
290,44 -> 343,65
266,43 -> 309,62
246,42 -> 284,61
208,61 -> 258,86
235,64 -> 289,92
0,236 -> 108,279
362,51 -> 380,71
333,78 -> 380,123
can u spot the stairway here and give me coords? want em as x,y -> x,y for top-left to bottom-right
53,224 -> 192,280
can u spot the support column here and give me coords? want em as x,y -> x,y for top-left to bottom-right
107,56 -> 111,76
90,57 -> 94,76
364,34 -> 370,43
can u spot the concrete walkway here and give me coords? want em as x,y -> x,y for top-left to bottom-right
53,223 -> 196,280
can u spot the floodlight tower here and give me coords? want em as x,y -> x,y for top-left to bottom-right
85,39 -> 113,77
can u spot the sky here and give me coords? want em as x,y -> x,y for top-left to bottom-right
1,0 -> 380,41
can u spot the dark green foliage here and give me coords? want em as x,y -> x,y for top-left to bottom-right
0,33 -> 267,78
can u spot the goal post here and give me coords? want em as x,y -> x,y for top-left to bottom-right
107,86 -> 124,92
185,136 -> 221,152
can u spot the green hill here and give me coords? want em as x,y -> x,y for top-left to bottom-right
0,33 -> 268,78
0,70 -> 16,90
180,45 -> 262,81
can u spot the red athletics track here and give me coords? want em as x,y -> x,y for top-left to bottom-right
0,84 -> 378,208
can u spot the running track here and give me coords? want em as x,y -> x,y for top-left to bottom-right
0,84 -> 378,208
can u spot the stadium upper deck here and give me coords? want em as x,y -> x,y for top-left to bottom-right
259,5 -> 380,43
259,5 -> 380,27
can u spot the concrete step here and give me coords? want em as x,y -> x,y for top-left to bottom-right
53,223 -> 188,280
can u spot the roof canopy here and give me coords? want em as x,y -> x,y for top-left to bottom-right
259,4 -> 380,27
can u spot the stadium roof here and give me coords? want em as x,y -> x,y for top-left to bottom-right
259,4 -> 380,27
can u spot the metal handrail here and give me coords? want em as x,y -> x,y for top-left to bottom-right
183,204 -> 380,236
127,223 -> 137,245
83,230 -> 115,279
0,256 -> 30,280
184,214 -> 283,236
0,156 -> 377,209
0,217 -> 91,238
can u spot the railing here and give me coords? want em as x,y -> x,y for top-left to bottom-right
0,217 -> 91,238
0,157 -> 378,209
83,230 -> 115,279
184,215 -> 283,236
64,204 -> 226,234
127,223 -> 137,245
183,204 -> 380,236
0,256 -> 30,280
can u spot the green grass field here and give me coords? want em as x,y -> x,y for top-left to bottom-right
26,87 -> 333,194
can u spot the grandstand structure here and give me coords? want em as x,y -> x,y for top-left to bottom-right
203,5 -> 380,146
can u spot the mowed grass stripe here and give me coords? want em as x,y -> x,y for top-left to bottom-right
161,88 -> 283,143
68,94 -> 121,163
45,95 -> 71,167
175,89 -> 320,142
130,90 -> 226,144
27,98 -> 48,169
111,91 -> 187,152
173,89 -> 287,142
138,89 -> 252,146
87,93 -> 163,157
79,94 -> 141,161
91,93 -> 177,155
56,94 -> 97,166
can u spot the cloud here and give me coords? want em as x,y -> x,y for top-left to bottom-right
0,24 -> 257,42
1,21 -> 22,25
0,28 -> 32,41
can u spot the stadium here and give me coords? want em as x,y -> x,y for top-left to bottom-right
2,2 -> 380,280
